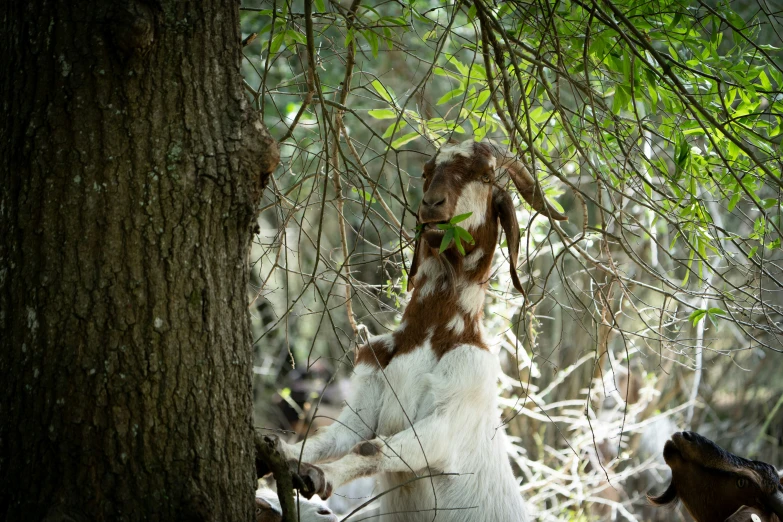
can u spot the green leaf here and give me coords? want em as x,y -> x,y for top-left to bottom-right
450,212 -> 472,224
455,226 -> 474,244
371,80 -> 394,103
351,187 -> 377,203
368,109 -> 397,119
689,309 -> 707,327
363,29 -> 379,58
466,4 -> 477,22
437,88 -> 464,105
455,236 -> 466,255
439,229 -> 455,253
475,90 -> 491,108
728,191 -> 742,211
759,70 -> 772,90
285,30 -> 307,45
706,307 -> 726,327
382,121 -> 405,138
314,0 -> 325,11
269,31 -> 285,54
390,131 -> 420,148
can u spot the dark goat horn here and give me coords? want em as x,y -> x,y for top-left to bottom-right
494,153 -> 567,221
769,489 -> 783,519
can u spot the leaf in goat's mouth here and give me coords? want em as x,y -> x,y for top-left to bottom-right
436,213 -> 475,255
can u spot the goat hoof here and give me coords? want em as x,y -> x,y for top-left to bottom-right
295,463 -> 332,500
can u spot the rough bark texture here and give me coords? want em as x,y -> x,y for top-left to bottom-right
0,1 -> 279,521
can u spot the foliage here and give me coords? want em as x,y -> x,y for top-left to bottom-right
242,0 -> 783,520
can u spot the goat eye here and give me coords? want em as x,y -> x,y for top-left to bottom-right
737,478 -> 747,488
481,174 -> 491,183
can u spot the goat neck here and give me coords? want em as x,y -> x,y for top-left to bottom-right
398,231 -> 498,358
356,215 -> 499,369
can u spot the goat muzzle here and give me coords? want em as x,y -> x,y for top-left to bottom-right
419,221 -> 448,248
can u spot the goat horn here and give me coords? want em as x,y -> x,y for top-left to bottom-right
768,489 -> 783,519
495,153 -> 567,221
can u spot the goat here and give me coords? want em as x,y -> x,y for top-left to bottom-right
273,140 -> 566,522
649,431 -> 783,522
255,489 -> 338,522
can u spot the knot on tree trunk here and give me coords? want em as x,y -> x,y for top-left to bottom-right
241,112 -> 280,195
110,1 -> 155,55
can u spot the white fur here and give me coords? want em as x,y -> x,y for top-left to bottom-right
416,257 -> 447,299
457,282 -> 485,317
463,247 -> 484,272
435,141 -> 476,166
278,330 -> 529,522
452,182 -> 490,230
446,314 -> 465,335
368,333 -> 394,352
256,488 -> 337,522
316,346 -> 528,522
281,363 -> 384,464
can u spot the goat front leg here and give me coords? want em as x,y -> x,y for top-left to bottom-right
277,363 -> 383,466
300,412 -> 453,499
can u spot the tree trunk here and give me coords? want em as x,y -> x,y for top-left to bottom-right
0,2 -> 279,521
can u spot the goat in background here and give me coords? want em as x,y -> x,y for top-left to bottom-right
255,488 -> 337,522
273,140 -> 567,522
650,431 -> 783,522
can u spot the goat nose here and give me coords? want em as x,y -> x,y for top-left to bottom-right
682,431 -> 694,441
423,193 -> 446,208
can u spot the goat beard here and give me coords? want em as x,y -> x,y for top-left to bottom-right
647,481 -> 679,507
432,249 -> 458,298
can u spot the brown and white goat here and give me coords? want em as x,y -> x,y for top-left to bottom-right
274,140 -> 566,522
650,431 -> 783,522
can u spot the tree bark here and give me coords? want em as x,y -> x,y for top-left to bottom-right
0,1 -> 279,521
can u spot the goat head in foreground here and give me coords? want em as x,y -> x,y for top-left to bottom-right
266,140 -> 567,522
649,431 -> 783,522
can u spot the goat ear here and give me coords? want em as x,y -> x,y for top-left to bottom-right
406,237 -> 421,292
493,189 -> 526,297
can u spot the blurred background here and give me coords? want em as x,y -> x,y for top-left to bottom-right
241,1 -> 783,519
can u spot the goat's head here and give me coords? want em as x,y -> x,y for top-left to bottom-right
409,140 -> 566,293
649,431 -> 783,522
